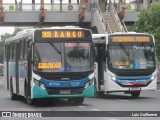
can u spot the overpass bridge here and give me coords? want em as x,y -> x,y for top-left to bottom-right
3,0 -> 158,32
0,0 -> 128,34
0,2 -> 91,26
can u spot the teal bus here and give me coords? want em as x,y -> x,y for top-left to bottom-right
4,27 -> 94,104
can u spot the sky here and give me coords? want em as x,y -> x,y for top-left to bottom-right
0,27 -> 15,36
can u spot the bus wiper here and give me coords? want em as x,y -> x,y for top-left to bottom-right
50,43 -> 61,54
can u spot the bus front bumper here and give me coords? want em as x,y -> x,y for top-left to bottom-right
32,83 -> 94,98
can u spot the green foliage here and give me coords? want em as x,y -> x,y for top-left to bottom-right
134,2 -> 160,59
0,40 -> 4,62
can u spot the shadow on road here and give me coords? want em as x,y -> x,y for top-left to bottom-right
12,97 -> 91,108
96,94 -> 154,100
33,98 -> 90,108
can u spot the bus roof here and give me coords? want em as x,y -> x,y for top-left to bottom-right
111,32 -> 153,36
5,26 -> 89,43
92,34 -> 106,44
92,34 -> 106,39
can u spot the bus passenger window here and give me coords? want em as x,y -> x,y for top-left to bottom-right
10,43 -> 14,60
4,45 -> 8,61
20,40 -> 25,59
24,40 -> 28,59
13,43 -> 16,60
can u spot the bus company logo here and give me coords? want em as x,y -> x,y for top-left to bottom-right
49,82 -> 60,87
49,82 -> 53,86
2,112 -> 11,117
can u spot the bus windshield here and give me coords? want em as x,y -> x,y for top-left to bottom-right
108,43 -> 155,69
34,42 -> 93,72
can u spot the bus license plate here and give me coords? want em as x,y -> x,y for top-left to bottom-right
130,87 -> 140,91
60,90 -> 70,94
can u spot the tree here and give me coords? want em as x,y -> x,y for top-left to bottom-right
0,33 -> 12,62
134,2 -> 160,59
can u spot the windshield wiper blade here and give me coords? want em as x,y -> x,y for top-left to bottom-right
50,43 -> 61,54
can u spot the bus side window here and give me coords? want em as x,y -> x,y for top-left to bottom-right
10,43 -> 14,60
13,42 -> 16,60
24,40 -> 28,60
17,41 -> 20,60
9,44 -> 11,60
4,44 -> 9,61
20,40 -> 25,59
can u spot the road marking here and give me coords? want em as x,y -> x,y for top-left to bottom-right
91,108 -> 101,111
78,106 -> 86,108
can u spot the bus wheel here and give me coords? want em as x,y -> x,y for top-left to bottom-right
68,97 -> 84,104
10,80 -> 17,100
131,91 -> 140,98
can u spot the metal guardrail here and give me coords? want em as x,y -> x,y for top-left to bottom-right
1,3 -> 91,12
96,2 -> 112,34
110,3 -> 127,33
122,21 -> 128,32
111,3 -> 156,12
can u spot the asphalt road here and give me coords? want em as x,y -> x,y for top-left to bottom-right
0,77 -> 160,120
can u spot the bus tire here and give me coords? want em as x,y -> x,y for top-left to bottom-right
131,91 -> 140,98
68,97 -> 84,104
10,79 -> 17,100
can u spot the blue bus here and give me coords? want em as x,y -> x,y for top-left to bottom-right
4,27 -> 94,104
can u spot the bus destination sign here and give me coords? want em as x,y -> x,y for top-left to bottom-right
42,30 -> 84,38
111,36 -> 150,43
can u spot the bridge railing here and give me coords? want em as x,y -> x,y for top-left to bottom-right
110,3 -> 128,32
107,3 -> 155,12
96,2 -> 112,33
2,3 -> 91,12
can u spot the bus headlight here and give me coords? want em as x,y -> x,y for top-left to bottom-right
34,79 -> 39,86
151,74 -> 156,80
108,75 -> 116,81
84,79 -> 94,89
39,82 -> 45,89
34,79 -> 45,89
